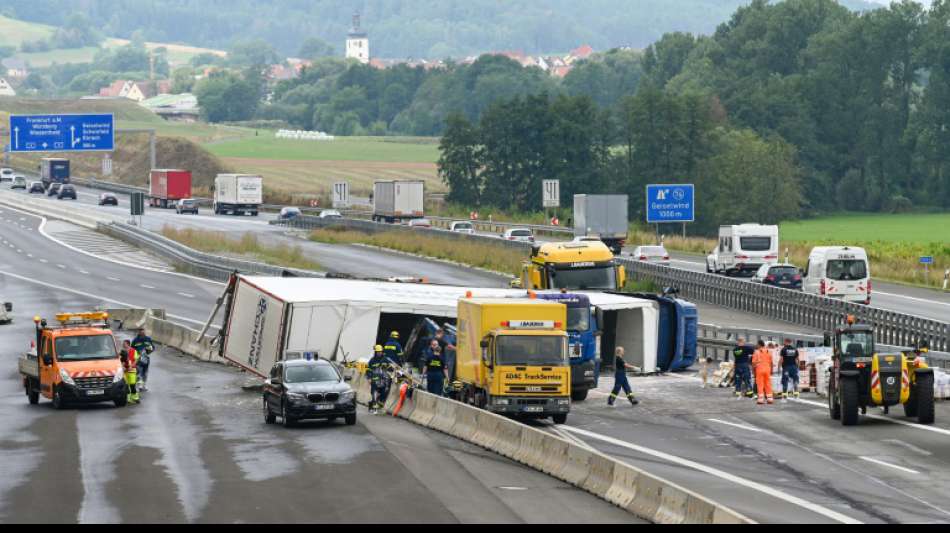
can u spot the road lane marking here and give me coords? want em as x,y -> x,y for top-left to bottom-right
793,398 -> 950,436
27,254 -> 33,258
108,276 -> 121,282
141,284 -> 156,289
859,457 -> 920,475
874,290 -> 950,308
177,292 -> 195,299
881,439 -> 932,456
558,425 -> 863,524
0,269 -> 205,326
707,418 -> 763,433
79,269 -> 90,275
39,259 -> 48,263
57,264 -> 66,269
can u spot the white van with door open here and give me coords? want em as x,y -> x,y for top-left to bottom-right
706,224 -> 779,276
803,247 -> 871,305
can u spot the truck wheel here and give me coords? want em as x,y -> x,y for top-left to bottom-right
552,414 -> 568,425
27,384 -> 39,405
571,389 -> 589,402
52,386 -> 66,410
904,384 -> 919,418
840,378 -> 859,426
345,413 -> 357,426
828,379 -> 841,420
114,395 -> 128,408
916,373 -> 935,425
281,402 -> 296,428
263,399 -> 276,424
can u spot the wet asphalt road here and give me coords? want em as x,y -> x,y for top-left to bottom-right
0,280 -> 636,524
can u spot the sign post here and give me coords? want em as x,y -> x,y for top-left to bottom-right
9,114 -> 115,153
543,179 -> 560,225
332,182 -> 350,209
646,184 -> 695,241
130,192 -> 145,227
920,256 -> 934,285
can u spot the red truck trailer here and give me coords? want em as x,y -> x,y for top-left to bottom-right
149,169 -> 192,208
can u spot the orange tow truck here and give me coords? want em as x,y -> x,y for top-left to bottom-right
18,312 -> 128,409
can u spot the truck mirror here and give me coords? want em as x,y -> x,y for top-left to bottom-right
42,354 -> 53,366
480,338 -> 490,349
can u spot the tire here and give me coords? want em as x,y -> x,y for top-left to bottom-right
571,389 -> 589,402
345,414 -> 357,426
52,386 -> 66,410
904,384 -> 919,418
263,399 -> 276,425
828,379 -> 841,420
916,373 -> 935,425
840,377 -> 860,426
281,401 -> 296,428
27,384 -> 39,405
552,414 -> 568,425
114,395 -> 128,408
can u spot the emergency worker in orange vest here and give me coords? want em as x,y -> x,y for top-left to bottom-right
120,339 -> 141,404
751,340 -> 774,405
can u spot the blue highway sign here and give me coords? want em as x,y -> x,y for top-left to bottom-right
646,184 -> 695,223
920,256 -> 934,265
9,114 -> 114,153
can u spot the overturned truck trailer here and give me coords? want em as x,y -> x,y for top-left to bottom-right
219,275 -> 661,378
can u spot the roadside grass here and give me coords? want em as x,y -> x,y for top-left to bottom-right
310,227 -> 524,275
161,226 -> 322,271
780,213 -> 950,244
205,135 -> 441,163
0,15 -> 54,48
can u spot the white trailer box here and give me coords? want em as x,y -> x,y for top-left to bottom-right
373,180 -> 424,222
220,276 -> 659,377
214,174 -> 263,216
574,194 -> 629,254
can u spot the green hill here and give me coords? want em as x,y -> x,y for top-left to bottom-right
0,14 -> 54,48
0,97 -> 163,123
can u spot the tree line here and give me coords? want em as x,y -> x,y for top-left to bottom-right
441,0 -> 950,230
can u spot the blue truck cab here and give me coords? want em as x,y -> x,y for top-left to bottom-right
536,293 -> 600,401
628,292 -> 698,372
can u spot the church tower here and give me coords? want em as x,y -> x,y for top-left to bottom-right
345,13 -> 369,64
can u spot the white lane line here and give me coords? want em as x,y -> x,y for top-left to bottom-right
57,264 -> 66,269
79,269 -> 90,275
880,439 -> 932,456
707,418 -> 763,433
874,290 -> 950,308
16,249 -> 21,253
27,254 -> 33,258
140,284 -> 156,290
177,292 -> 195,299
559,425 -> 863,524
39,259 -> 48,263
108,276 -> 121,282
794,398 -> 950,437
0,269 -> 205,326
859,456 -> 920,475
548,426 -> 598,452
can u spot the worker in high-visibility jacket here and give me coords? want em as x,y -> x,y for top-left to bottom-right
120,339 -> 141,404
751,340 -> 774,405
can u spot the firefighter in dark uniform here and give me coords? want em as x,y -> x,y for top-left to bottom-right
383,331 -> 404,365
424,340 -> 446,397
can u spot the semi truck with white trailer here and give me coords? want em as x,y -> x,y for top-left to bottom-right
214,174 -> 263,216
373,180 -> 424,223
573,194 -> 629,255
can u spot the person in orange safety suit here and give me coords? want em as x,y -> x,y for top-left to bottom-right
751,340 -> 774,405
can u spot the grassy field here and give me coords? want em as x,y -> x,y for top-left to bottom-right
0,15 -> 54,48
206,136 -> 440,163
0,97 -> 163,122
13,47 -> 99,67
161,227 -> 322,271
780,213 -> 950,244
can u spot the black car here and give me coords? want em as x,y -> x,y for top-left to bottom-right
58,185 -> 77,200
753,263 -> 803,290
263,359 -> 357,427
99,193 -> 118,206
28,181 -> 45,194
47,183 -> 62,197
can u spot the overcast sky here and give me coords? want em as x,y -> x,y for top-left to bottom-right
867,0 -> 933,6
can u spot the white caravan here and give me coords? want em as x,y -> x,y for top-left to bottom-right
706,224 -> 780,276
803,247 -> 871,305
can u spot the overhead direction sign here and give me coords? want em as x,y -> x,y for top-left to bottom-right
9,113 -> 115,153
646,184 -> 695,224
543,179 -> 560,208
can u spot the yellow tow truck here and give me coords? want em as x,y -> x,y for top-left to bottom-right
521,241 -> 626,291
455,297 -> 571,424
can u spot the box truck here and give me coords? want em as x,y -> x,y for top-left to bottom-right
149,169 -> 192,208
373,180 -> 424,223
573,194 -> 629,255
214,174 -> 263,216
39,158 -> 70,190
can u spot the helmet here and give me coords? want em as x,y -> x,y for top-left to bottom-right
374,345 -> 384,353
390,331 -> 400,339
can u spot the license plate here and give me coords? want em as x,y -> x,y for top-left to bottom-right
86,389 -> 104,396
314,403 -> 334,411
779,281 -> 791,285
523,406 -> 544,413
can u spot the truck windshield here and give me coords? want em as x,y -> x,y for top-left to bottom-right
285,365 -> 339,383
826,260 -> 867,281
55,335 -> 117,361
739,237 -> 772,251
567,307 -> 591,331
550,266 -> 617,290
495,336 -> 567,366
839,332 -> 873,359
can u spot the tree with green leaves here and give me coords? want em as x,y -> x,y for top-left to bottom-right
195,71 -> 260,122
438,113 -> 483,205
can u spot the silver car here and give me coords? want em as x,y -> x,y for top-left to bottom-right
502,228 -> 535,243
631,245 -> 670,266
11,176 -> 27,190
451,221 -> 475,234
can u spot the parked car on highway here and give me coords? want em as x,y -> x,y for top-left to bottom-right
631,245 -> 671,266
47,183 -> 62,197
175,198 -> 199,215
319,209 -> 343,219
57,184 -> 77,200
263,358 -> 357,427
751,263 -> 803,290
408,218 -> 432,228
279,207 -> 302,220
502,228 -> 535,243
11,176 -> 27,190
98,193 -> 118,206
0,168 -> 13,182
450,221 -> 475,234
28,181 -> 45,194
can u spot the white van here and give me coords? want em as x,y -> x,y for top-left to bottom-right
803,247 -> 871,304
706,224 -> 779,276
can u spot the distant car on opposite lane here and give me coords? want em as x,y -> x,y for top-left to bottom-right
175,198 -> 199,215
631,245 -> 671,266
450,221 -> 475,234
263,358 -> 357,427
502,228 -> 535,243
57,184 -> 77,200
28,181 -> 45,194
279,207 -> 302,220
408,218 -> 432,228
318,209 -> 343,219
47,183 -> 62,197
11,176 -> 27,190
99,193 -> 118,206
752,263 -> 803,290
